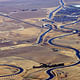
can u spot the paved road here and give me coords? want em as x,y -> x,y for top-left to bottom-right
0,14 -> 27,77
0,14 -> 41,28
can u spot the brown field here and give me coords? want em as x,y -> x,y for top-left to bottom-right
0,0 -> 80,80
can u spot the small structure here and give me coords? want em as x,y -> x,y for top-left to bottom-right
33,63 -> 64,68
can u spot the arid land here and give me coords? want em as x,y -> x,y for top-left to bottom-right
0,0 -> 80,80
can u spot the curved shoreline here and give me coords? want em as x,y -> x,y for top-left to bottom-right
46,29 -> 80,80
46,0 -> 80,80
0,64 -> 24,77
36,0 -> 80,80
0,0 -> 80,79
37,24 -> 52,44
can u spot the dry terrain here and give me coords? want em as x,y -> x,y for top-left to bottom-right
0,0 -> 80,80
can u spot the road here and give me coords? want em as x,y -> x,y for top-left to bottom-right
0,14 -> 41,28
0,0 -> 80,79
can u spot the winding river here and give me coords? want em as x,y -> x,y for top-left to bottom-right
0,0 -> 80,79
0,64 -> 24,77
37,0 -> 80,80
